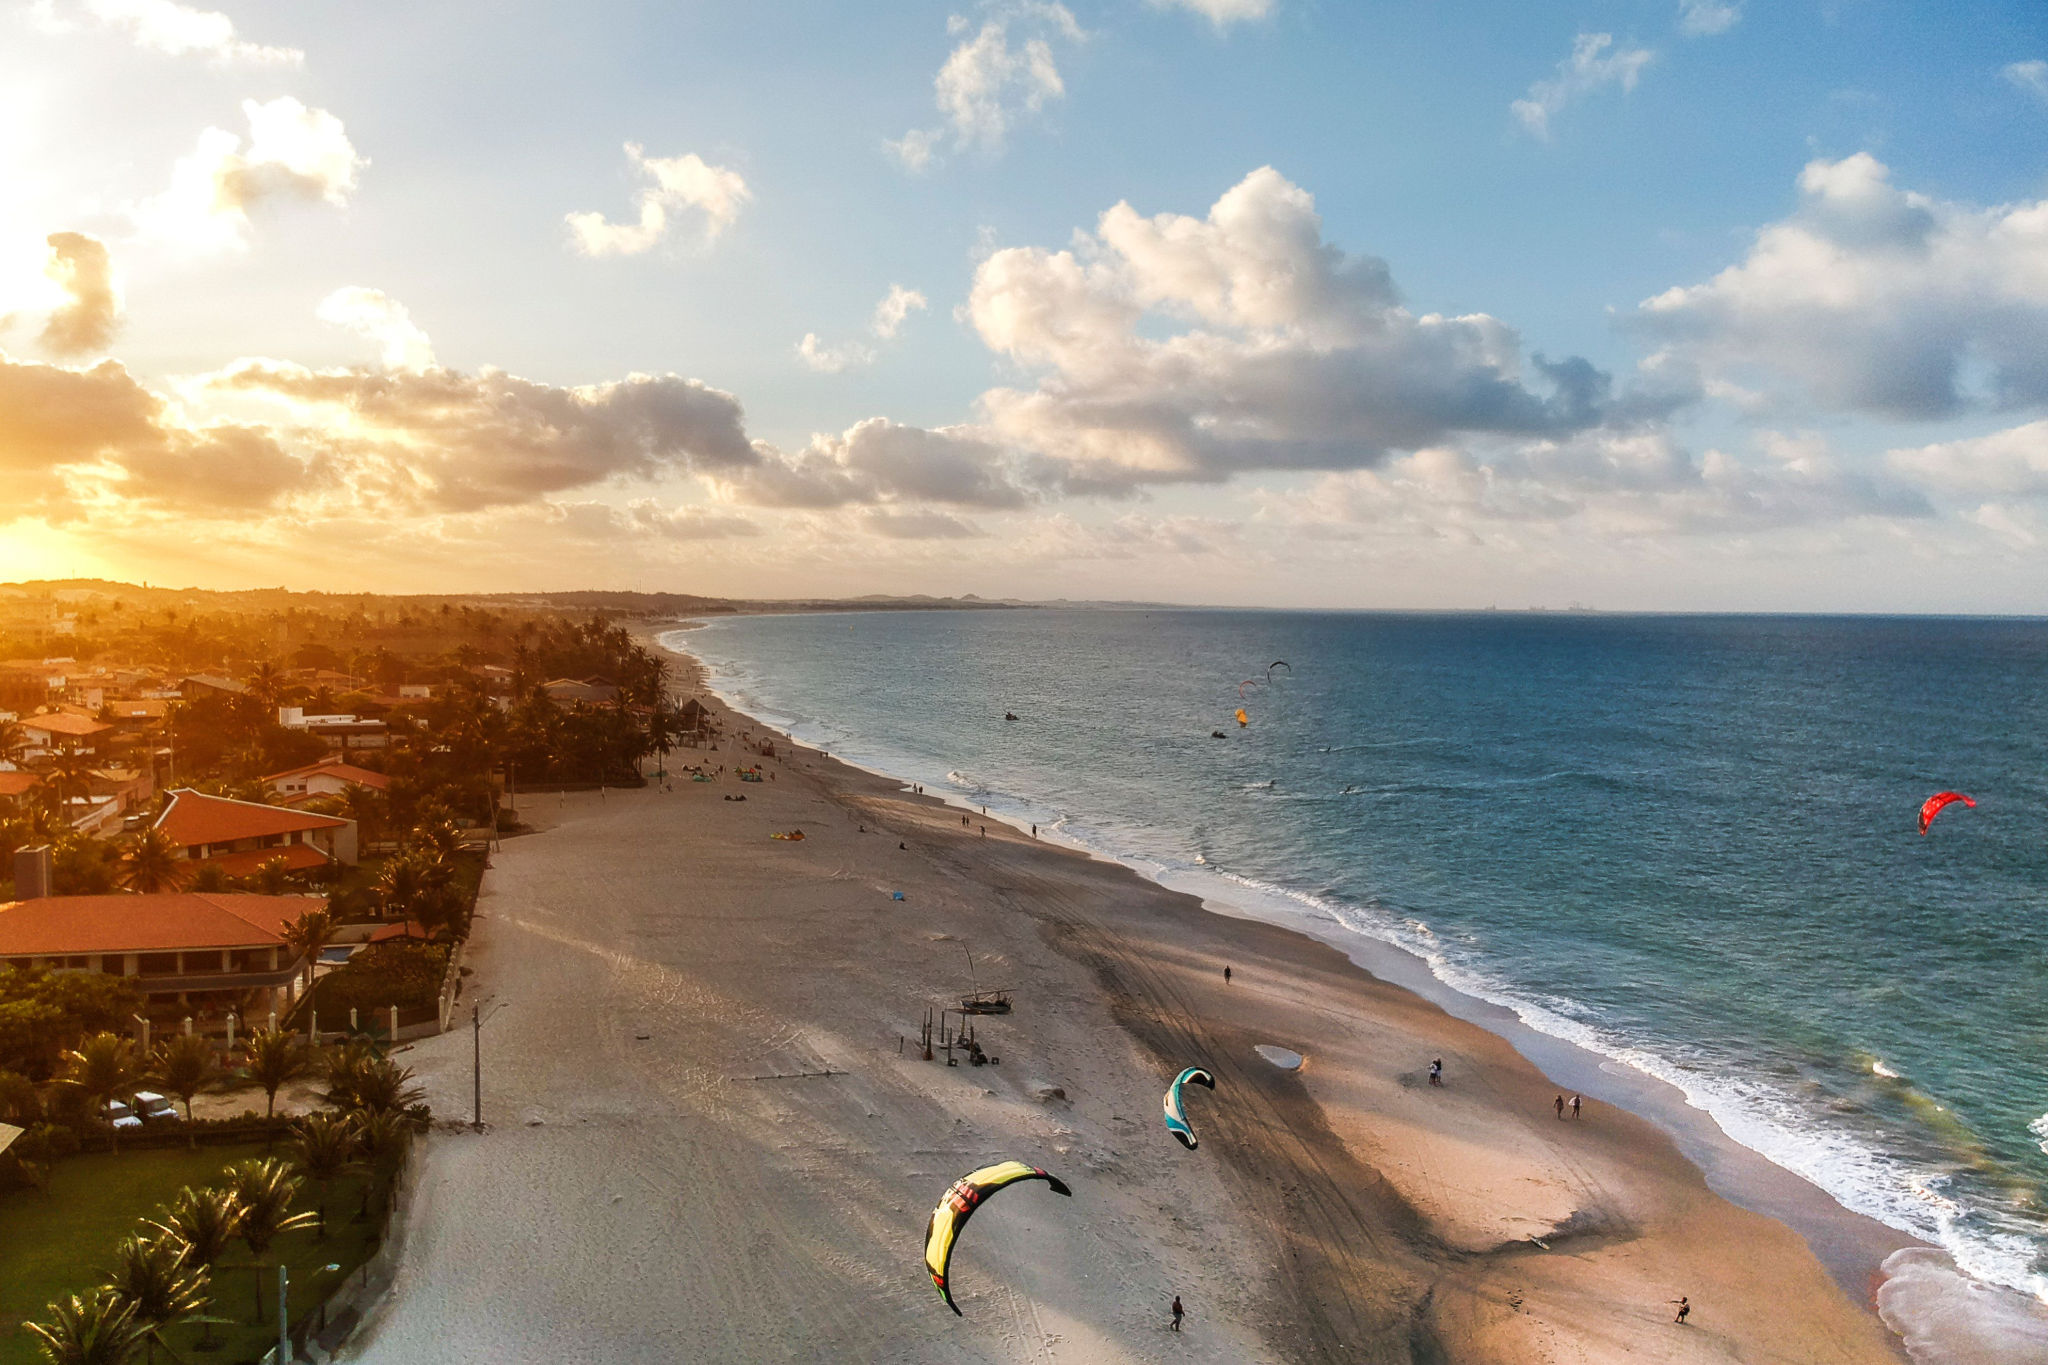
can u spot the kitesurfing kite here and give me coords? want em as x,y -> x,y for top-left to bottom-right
1268,660 -> 1291,680
1238,679 -> 1261,699
1919,791 -> 1975,835
923,1162 -> 1072,1315
1163,1067 -> 1216,1150
1235,708 -> 1249,727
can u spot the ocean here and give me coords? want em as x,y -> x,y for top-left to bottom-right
668,608 -> 2048,1339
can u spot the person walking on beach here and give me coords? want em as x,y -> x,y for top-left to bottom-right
1429,1058 -> 1443,1086
1555,1094 -> 1565,1119
1224,966 -> 1232,984
1671,1296 -> 1690,1324
1571,1094 -> 1582,1119
1170,1296 -> 1184,1332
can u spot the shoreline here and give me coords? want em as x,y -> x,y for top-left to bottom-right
642,630 -> 1913,1359
671,622 -> 1925,1298
347,630 -> 1922,1362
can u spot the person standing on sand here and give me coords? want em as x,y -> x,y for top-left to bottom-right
1170,1296 -> 1184,1332
1429,1058 -> 1443,1086
1671,1296 -> 1690,1324
1224,966 -> 1232,984
1555,1094 -> 1565,1119
1571,1094 -> 1582,1119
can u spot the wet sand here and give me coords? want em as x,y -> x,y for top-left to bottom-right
344,650 -> 1909,1363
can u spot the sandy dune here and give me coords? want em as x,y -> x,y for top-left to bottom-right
345,667 -> 1908,1363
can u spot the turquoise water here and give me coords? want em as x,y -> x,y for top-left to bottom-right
673,609 -> 2048,1309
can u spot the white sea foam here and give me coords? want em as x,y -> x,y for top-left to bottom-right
1874,1058 -> 1903,1080
1878,1249 -> 2048,1365
2032,1112 -> 2048,1158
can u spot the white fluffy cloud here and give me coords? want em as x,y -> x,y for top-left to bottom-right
1512,33 -> 1654,139
1149,0 -> 1275,25
1889,421 -> 2048,499
1677,1 -> 1741,38
566,145 -> 750,256
141,97 -> 363,251
2006,60 -> 2048,106
964,167 -> 1616,491
890,3 -> 1083,170
317,287 -> 435,372
1636,153 -> 2048,419
796,284 -> 928,371
31,0 -> 301,64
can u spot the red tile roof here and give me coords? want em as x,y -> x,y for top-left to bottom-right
259,759 -> 390,791
0,772 -> 38,798
23,712 -> 111,738
154,789 -> 349,849
0,893 -> 323,956
202,844 -> 333,879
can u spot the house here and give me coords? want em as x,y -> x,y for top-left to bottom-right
397,683 -> 433,700
677,698 -> 710,732
20,711 -> 112,758
0,771 -> 39,809
276,707 -> 390,751
262,757 -> 390,801
154,788 -> 358,879
0,892 -> 320,1012
179,674 -> 249,700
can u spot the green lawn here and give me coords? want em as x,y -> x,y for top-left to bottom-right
0,1144 -> 379,1365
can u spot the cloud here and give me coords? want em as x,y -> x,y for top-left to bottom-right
862,508 -> 984,539
1149,0 -> 1275,25
204,359 -> 760,512
796,284 -> 928,372
891,2 -> 1084,170
565,145 -> 750,256
725,418 -> 1028,510
1272,428 -> 1929,541
548,499 -> 762,541
1677,1 -> 1741,37
871,284 -> 928,339
795,332 -> 873,373
317,288 -> 435,371
1512,33 -> 1655,139
31,0 -> 301,64
141,97 -> 364,251
38,232 -> 119,357
1889,421 -> 2048,499
0,351 -> 308,514
2006,60 -> 2048,106
1635,153 -> 2048,419
962,167 -> 1616,492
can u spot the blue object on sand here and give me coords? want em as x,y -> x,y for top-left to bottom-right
891,891 -> 905,901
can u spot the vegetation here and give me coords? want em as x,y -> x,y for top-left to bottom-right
236,1031 -> 312,1122
0,971 -> 143,1082
309,942 -> 448,1023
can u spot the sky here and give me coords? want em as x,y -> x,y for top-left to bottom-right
2,0 -> 2046,610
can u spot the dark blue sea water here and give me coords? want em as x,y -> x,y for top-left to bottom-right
671,610 -> 2048,1310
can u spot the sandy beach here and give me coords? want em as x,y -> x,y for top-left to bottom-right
344,647 -> 1913,1364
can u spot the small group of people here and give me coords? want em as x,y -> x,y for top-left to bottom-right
1552,1093 -> 1582,1119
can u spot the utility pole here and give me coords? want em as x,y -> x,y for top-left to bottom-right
472,1001 -> 482,1130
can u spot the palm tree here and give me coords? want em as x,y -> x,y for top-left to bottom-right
116,828 -> 184,894
239,1030 -> 311,1120
58,1033 -> 142,1154
150,1035 -> 218,1138
187,862 -> 230,893
22,1289 -> 149,1365
290,1112 -> 359,1239
44,745 -> 97,824
251,855 -> 293,895
102,1234 -> 208,1364
0,717 -> 27,768
247,661 -> 282,711
221,1158 -> 315,1322
279,907 -> 336,992
146,1187 -> 241,1350
331,1052 -> 422,1118
340,784 -> 385,848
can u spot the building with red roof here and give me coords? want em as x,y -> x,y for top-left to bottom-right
154,788 -> 358,877
261,757 -> 390,802
0,892 -> 320,1008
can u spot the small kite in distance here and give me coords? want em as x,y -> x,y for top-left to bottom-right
1919,791 -> 1975,835
1268,660 -> 1291,680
